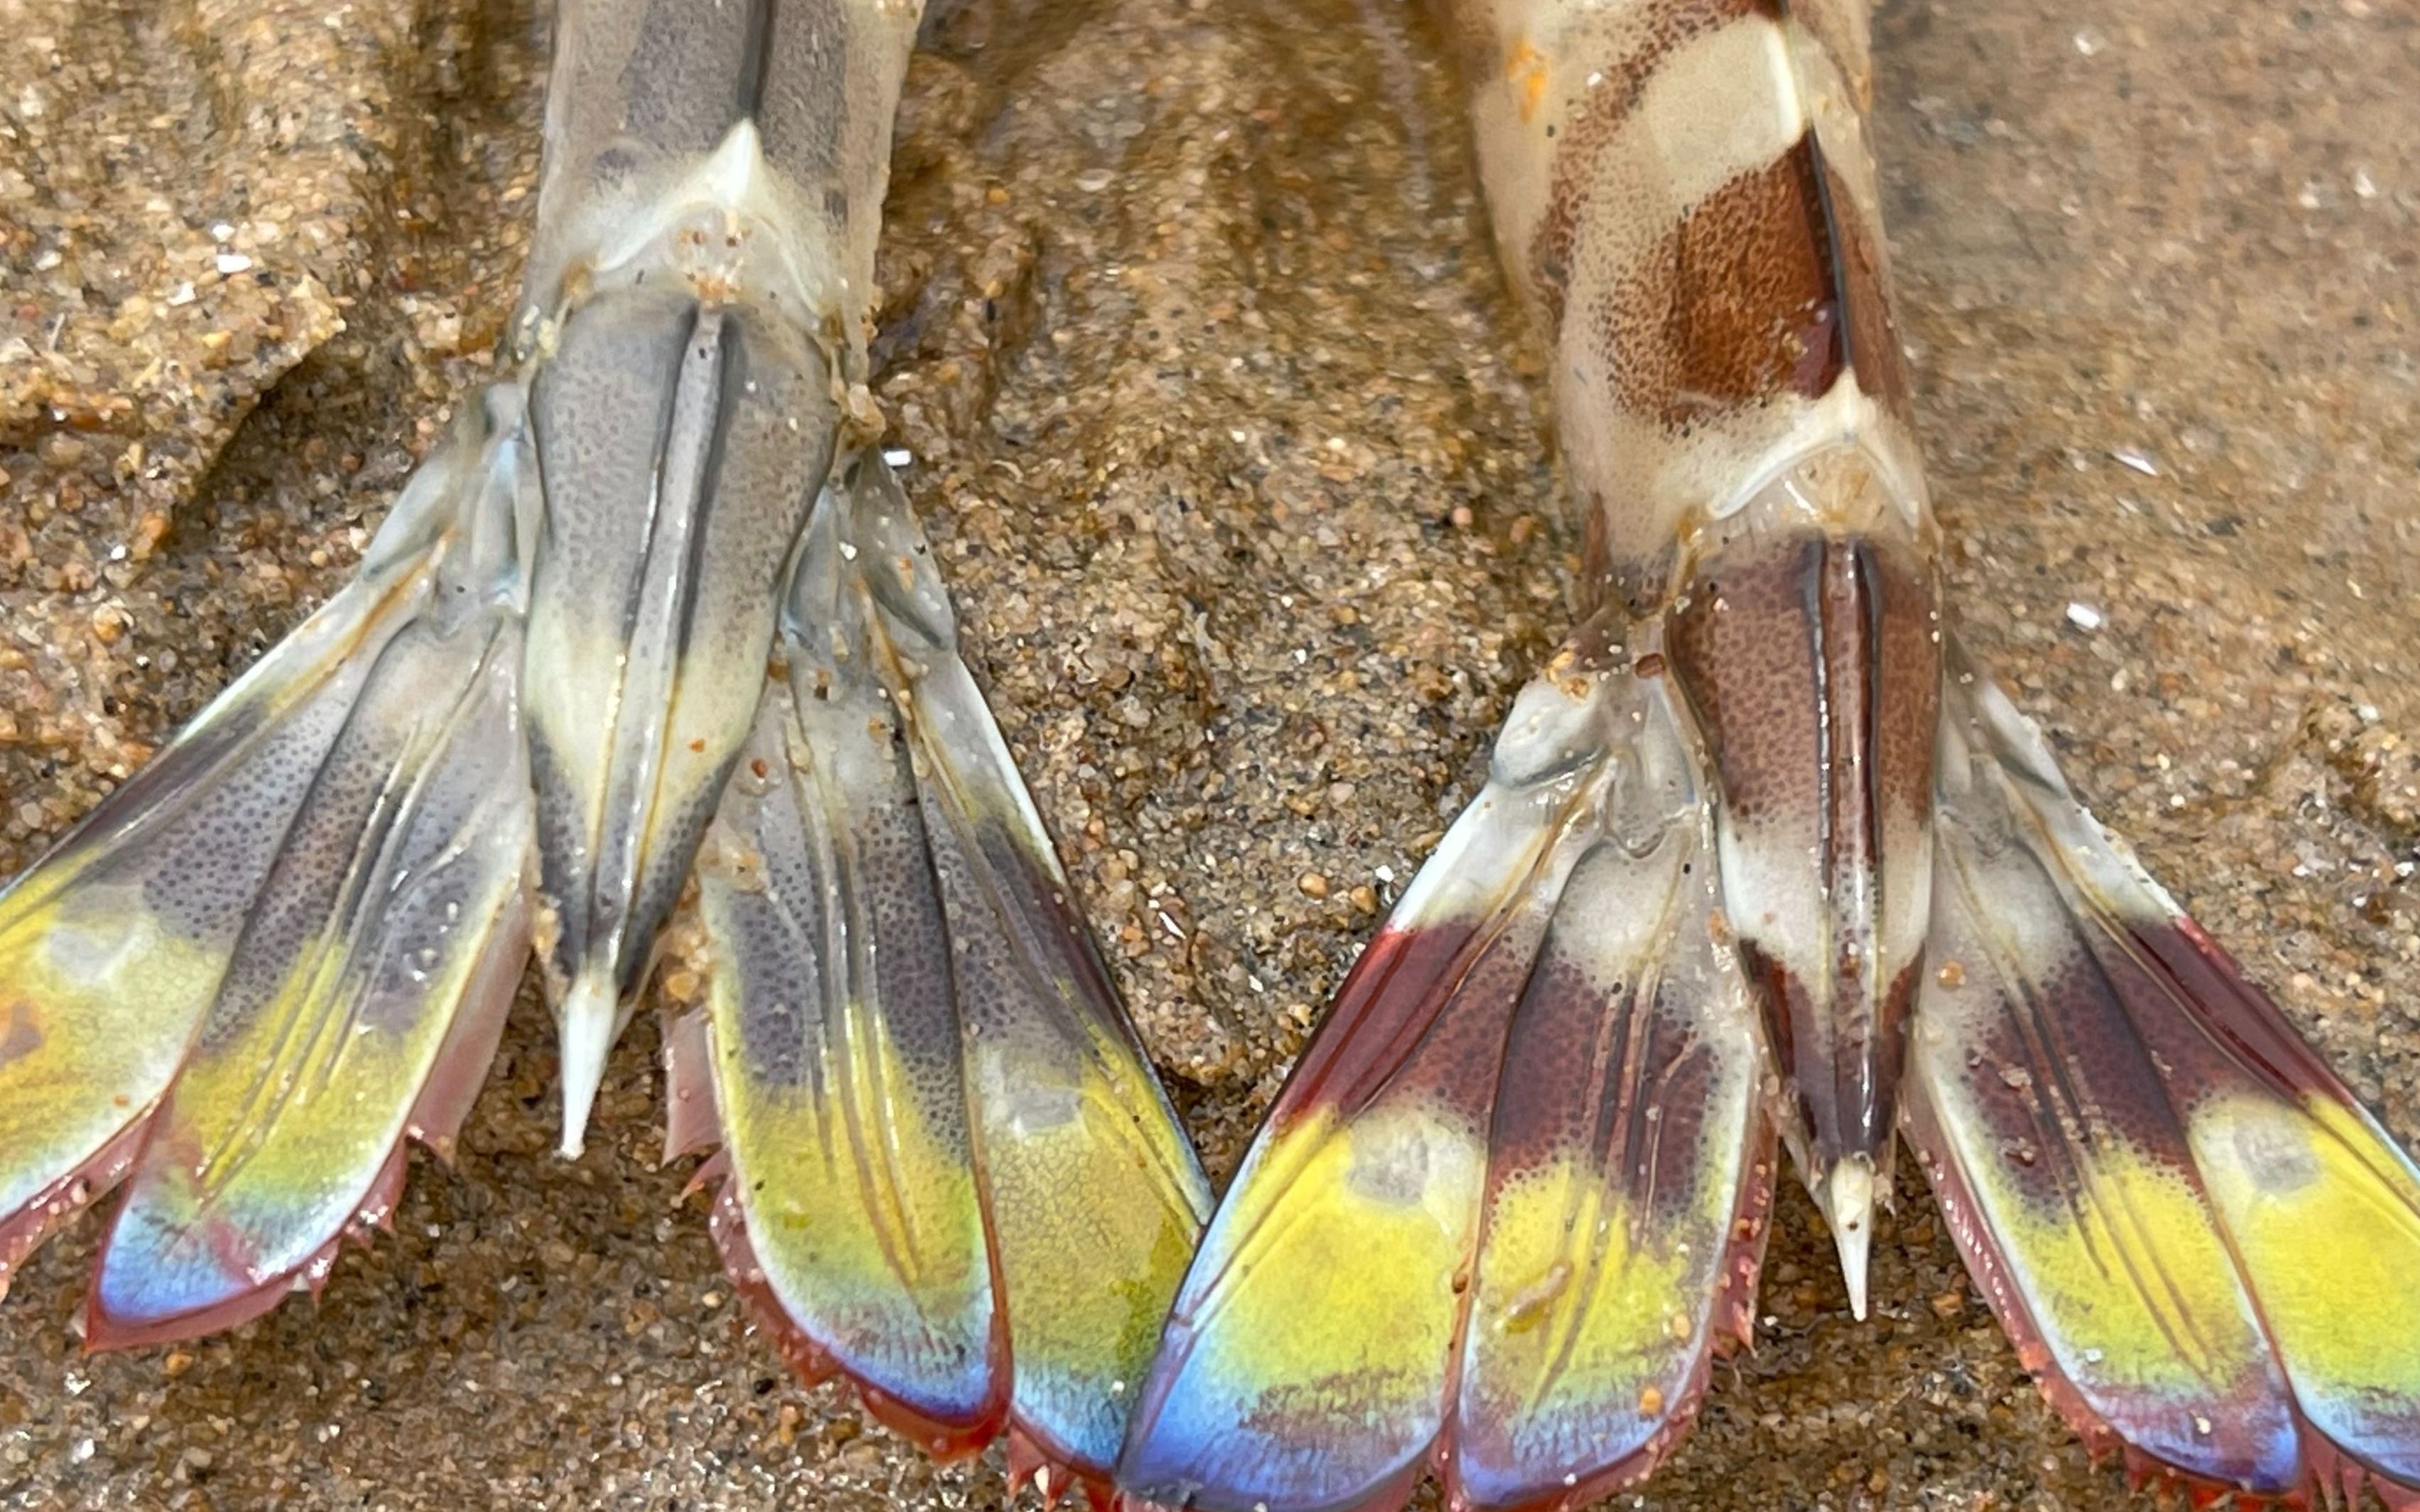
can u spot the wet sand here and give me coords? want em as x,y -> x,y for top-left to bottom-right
2,0 -> 2415,1506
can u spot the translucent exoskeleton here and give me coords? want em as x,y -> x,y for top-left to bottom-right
0,2 -> 1207,1498
1114,4 -> 2420,1510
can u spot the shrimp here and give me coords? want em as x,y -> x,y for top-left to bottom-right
1115,4 -> 2420,1509
0,1 -> 1205,1496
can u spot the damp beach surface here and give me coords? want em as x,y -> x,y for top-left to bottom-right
2,0 -> 2415,1506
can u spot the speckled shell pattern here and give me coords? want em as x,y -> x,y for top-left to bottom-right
1115,5 -> 2420,1511
1450,0 -> 1948,1255
0,4 -> 1212,1502
1450,0 -> 1924,608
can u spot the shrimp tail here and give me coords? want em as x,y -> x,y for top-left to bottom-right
0,387 -> 540,1347
1904,652 -> 2420,1507
669,451 -> 1211,1499
1118,620 -> 1775,1512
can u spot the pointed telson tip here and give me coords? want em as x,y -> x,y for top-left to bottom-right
1821,1155 -> 1876,1321
557,970 -> 620,1159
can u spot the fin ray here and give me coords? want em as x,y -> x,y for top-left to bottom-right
910,640 -> 1211,1477
687,451 -> 1208,1490
0,395 -> 538,1323
692,659 -> 1004,1450
1,390 -> 538,1340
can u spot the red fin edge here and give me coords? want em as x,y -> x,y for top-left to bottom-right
694,1147 -> 1010,1462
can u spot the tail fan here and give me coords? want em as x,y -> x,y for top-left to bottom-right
1907,657 -> 2420,1508
1116,635 -> 1773,1512
0,388 -> 539,1344
672,451 -> 1210,1503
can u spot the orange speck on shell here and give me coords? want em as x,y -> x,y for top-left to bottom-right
1506,40 -> 1551,123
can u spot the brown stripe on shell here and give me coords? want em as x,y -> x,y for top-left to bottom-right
1664,526 -> 1938,1167
1928,939 -> 2206,1212
1273,918 -> 1522,1132
1481,882 -> 1721,1216
1661,519 -> 1937,840
1663,531 -> 1823,828
1586,136 -> 1847,428
1858,525 -> 1941,838
1943,902 -> 2377,1197
1818,154 -> 1909,417
1526,0 -> 1782,328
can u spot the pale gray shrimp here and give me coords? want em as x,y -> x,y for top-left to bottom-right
0,3 -> 1205,1498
